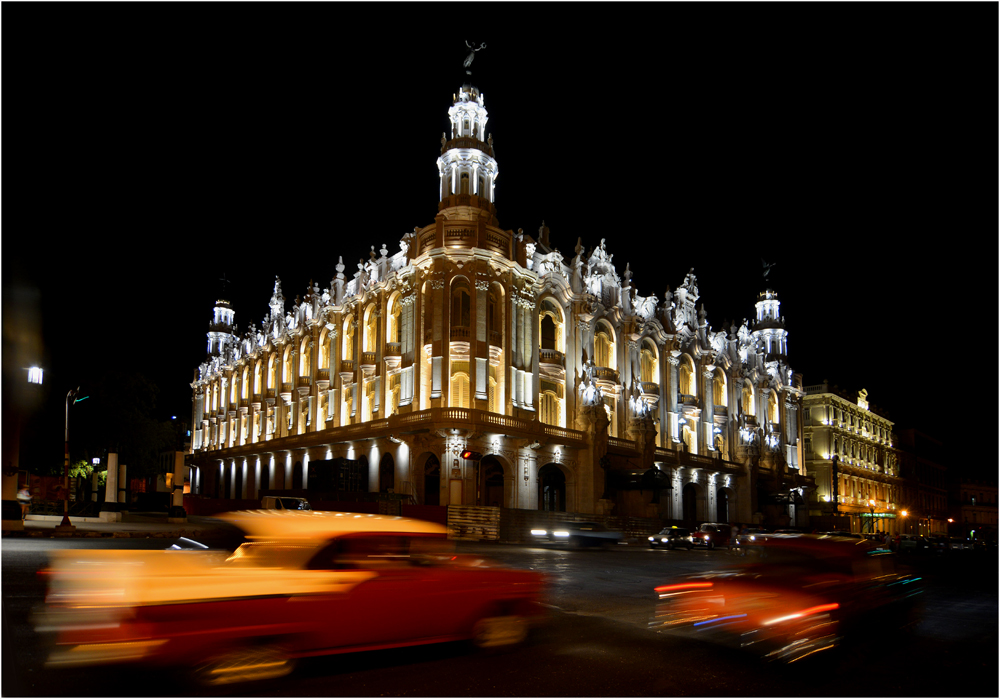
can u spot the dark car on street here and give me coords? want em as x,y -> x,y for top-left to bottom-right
648,527 -> 694,550
531,521 -> 623,548
652,534 -> 923,663
692,523 -> 732,550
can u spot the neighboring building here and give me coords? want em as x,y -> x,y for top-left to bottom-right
187,80 -> 811,527
950,470 -> 998,544
895,429 -> 949,537
802,383 -> 902,535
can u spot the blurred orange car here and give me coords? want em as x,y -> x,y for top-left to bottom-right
650,534 -> 922,663
36,511 -> 547,685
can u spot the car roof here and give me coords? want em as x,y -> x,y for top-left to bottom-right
756,533 -> 877,557
217,510 -> 448,542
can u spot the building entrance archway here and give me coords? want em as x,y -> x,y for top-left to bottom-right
539,463 -> 567,512
478,456 -> 505,508
379,453 -> 395,493
424,455 -> 440,506
682,483 -> 699,524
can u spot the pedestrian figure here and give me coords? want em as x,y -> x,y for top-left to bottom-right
17,486 -> 31,520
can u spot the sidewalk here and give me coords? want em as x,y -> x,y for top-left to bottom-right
3,512 -> 218,539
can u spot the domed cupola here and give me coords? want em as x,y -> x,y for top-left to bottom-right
751,289 -> 788,358
437,83 -> 499,224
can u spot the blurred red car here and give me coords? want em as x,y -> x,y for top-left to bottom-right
36,511 -> 547,685
651,534 -> 922,663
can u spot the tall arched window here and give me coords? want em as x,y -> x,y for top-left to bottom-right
679,357 -> 695,396
241,367 -> 249,399
253,361 -> 262,397
640,341 -> 657,383
387,295 -> 401,344
713,370 -> 727,407
742,382 -> 755,416
299,337 -> 311,377
343,317 -> 355,361
364,305 -> 377,353
452,285 -> 471,329
319,329 -> 330,369
267,355 -> 276,390
768,391 -> 779,424
540,391 -> 561,427
451,372 -> 470,408
539,299 -> 563,352
282,348 -> 293,387
594,323 -> 614,368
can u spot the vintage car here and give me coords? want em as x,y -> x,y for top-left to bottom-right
650,534 -> 922,663
530,521 -> 623,548
260,495 -> 311,510
691,522 -> 733,550
35,510 -> 547,685
648,526 -> 694,550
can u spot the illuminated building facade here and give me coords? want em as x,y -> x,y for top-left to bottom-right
187,83 -> 811,527
802,383 -> 901,534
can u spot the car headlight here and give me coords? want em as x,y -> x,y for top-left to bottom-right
648,536 -> 655,541
531,529 -> 548,536
661,538 -> 668,543
553,530 -> 570,538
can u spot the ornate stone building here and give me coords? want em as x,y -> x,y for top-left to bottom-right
802,383 -> 901,534
187,82 -> 811,527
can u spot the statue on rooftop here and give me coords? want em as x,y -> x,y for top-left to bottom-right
464,41 -> 486,74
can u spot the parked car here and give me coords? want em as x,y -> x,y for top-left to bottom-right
896,534 -> 930,553
36,510 -> 547,686
651,534 -> 923,663
817,531 -> 864,540
692,523 -> 732,550
946,537 -> 974,552
648,527 -> 693,550
926,535 -> 949,553
531,521 -> 623,548
260,496 -> 311,510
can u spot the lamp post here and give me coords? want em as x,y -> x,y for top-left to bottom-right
58,387 -> 88,529
868,499 -> 876,535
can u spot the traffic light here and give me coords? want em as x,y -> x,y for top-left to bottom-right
460,450 -> 483,461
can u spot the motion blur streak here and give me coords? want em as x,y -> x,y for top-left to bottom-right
763,603 -> 839,626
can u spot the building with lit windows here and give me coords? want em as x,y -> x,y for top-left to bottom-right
802,382 -> 901,534
187,81 -> 812,530
895,429 -> 949,537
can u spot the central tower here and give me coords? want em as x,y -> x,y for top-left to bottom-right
436,84 -> 499,227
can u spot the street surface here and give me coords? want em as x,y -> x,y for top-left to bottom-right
3,537 -> 996,697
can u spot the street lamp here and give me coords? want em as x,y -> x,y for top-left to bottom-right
59,387 -> 88,529
868,499 -> 876,534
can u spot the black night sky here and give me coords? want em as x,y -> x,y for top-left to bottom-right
3,4 -> 996,473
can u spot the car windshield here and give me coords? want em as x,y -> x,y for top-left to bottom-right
280,498 -> 310,510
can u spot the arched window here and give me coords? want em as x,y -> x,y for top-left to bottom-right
230,373 -> 238,404
319,329 -> 330,369
742,382 -> 755,416
282,348 -> 293,387
713,370 -> 726,407
679,356 -> 695,396
540,391 -> 561,427
241,367 -> 249,399
299,337 -> 311,377
452,285 -> 471,329
267,355 -> 276,390
451,372 -> 470,408
640,342 -> 657,383
343,317 -> 355,362
387,296 -> 401,344
594,323 -> 614,368
364,305 -> 377,353
253,361 -> 262,396
539,299 -> 563,352
768,391 -> 779,424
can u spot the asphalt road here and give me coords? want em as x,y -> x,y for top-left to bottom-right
3,538 -> 997,697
